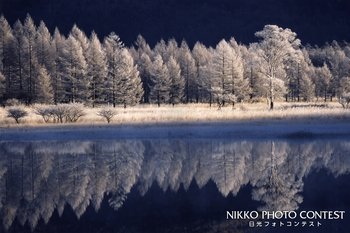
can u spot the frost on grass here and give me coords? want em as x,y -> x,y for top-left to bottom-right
1,102 -> 350,126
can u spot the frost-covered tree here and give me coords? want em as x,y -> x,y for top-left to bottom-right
314,63 -> 332,102
165,39 -> 179,62
131,35 -> 153,103
246,44 -> 287,103
116,49 -> 143,107
339,77 -> 350,108
23,15 -> 38,103
211,39 -> 247,107
0,15 -> 14,96
63,35 -> 88,103
86,32 -> 107,107
167,56 -> 184,105
134,35 -> 153,57
104,32 -> 124,107
240,44 -> 260,100
339,76 -> 350,96
315,42 -> 350,99
285,49 -> 315,101
70,24 -> 90,57
192,42 -> 212,103
325,43 -> 349,98
178,41 -> 196,103
255,25 -> 301,109
154,39 -> 167,60
105,33 -> 143,107
51,28 -> 66,103
12,20 -> 26,98
35,21 -> 53,70
35,66 -> 53,103
229,38 -> 250,103
149,55 -> 170,106
0,72 -> 5,100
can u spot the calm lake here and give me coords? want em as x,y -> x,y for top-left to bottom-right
0,137 -> 349,233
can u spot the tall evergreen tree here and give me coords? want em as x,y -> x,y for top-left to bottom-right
167,56 -> 184,105
149,55 -> 170,106
12,20 -> 26,99
104,32 -> 124,107
192,42 -> 212,103
229,38 -> 250,103
0,72 -> 5,101
35,66 -> 53,103
131,35 -> 153,103
0,15 -> 15,98
115,49 -> 143,107
23,15 -> 38,103
86,32 -> 107,107
35,21 -> 53,72
211,39 -> 247,107
178,41 -> 196,103
70,24 -> 89,57
51,28 -> 66,104
63,35 -> 88,103
314,63 -> 332,102
285,49 -> 315,101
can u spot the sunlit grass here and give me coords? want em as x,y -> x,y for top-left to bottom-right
0,101 -> 349,127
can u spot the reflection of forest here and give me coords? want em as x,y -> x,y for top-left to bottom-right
0,139 -> 349,230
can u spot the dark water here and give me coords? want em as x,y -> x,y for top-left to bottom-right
0,139 -> 349,233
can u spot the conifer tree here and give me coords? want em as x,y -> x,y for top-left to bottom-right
167,56 -> 184,105
149,55 -> 170,106
178,41 -> 196,103
64,35 -> 88,103
86,32 -> 107,107
35,66 -> 53,103
116,49 -> 143,107
104,32 -> 124,107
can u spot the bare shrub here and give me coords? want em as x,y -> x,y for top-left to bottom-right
34,105 -> 54,123
339,93 -> 350,109
49,103 -> 85,123
50,104 -> 68,123
7,107 -> 28,124
97,108 -> 117,123
65,103 -> 85,122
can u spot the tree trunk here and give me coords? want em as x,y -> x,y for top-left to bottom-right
157,90 -> 160,107
269,75 -> 274,110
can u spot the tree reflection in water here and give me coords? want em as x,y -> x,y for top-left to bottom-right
0,139 -> 349,231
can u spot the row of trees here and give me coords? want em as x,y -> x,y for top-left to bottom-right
1,15 -> 350,109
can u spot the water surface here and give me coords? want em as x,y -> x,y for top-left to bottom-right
0,138 -> 349,232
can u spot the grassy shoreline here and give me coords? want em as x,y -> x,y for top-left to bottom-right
0,102 -> 349,128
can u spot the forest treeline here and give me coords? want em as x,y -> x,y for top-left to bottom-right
0,15 -> 350,109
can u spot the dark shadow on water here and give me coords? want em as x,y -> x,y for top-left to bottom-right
9,180 -> 259,233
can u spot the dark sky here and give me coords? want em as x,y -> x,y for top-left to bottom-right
1,0 -> 350,47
